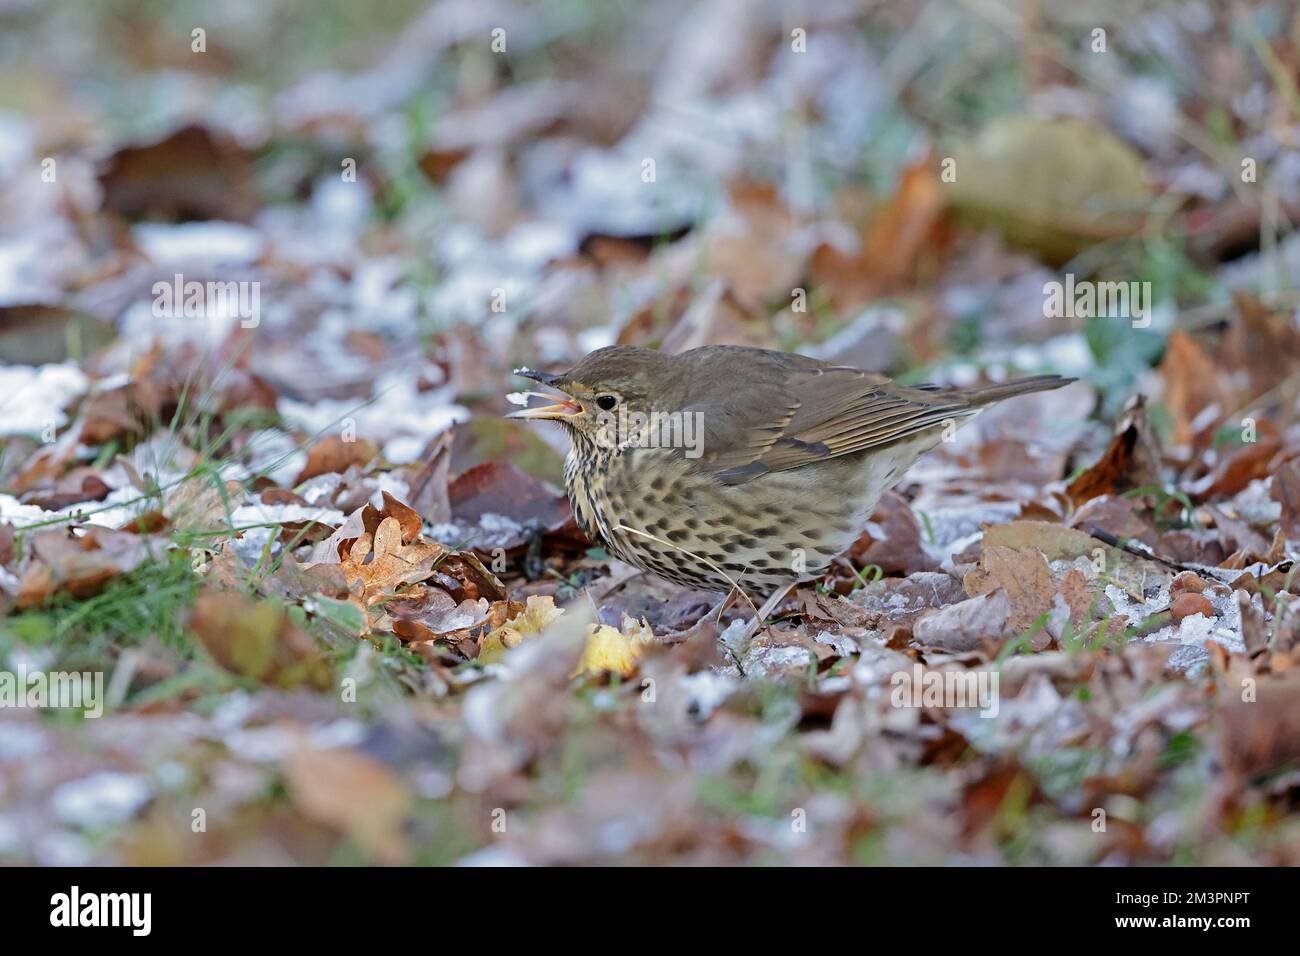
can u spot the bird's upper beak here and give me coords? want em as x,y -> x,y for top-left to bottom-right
506,367 -> 583,420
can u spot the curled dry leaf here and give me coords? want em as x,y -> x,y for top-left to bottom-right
296,435 -> 381,484
431,551 -> 508,603
1066,396 -> 1163,506
1159,331 -> 1232,449
19,469 -> 112,511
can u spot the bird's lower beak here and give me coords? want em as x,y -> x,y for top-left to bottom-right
506,389 -> 583,420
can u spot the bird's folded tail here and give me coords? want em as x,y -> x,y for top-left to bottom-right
955,374 -> 1076,407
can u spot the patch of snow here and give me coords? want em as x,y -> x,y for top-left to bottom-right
1105,581 -> 1245,673
34,831 -> 92,866
279,370 -> 468,464
231,501 -> 345,529
679,671 -> 736,719
741,643 -> 812,678
51,772 -> 152,828
0,722 -> 48,760
1231,478 -> 1283,525
916,502 -> 1021,560
0,494 -> 61,528
210,690 -> 257,732
133,221 -> 264,266
0,363 -> 89,436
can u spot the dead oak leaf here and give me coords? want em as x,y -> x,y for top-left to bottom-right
309,491 -> 424,565
340,516 -> 445,605
964,545 -> 1055,634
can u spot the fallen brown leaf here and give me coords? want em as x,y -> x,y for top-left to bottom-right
964,545 -> 1057,633
189,589 -> 332,689
1159,330 -> 1232,449
99,123 -> 259,222
283,746 -> 412,865
296,435 -> 381,484
1066,396 -> 1163,505
913,589 -> 1014,652
15,527 -> 156,608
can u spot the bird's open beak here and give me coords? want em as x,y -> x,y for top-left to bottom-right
506,367 -> 583,420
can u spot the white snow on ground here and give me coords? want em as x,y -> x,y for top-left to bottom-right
132,221 -> 265,266
0,494 -> 61,528
1103,580 -> 1246,673
51,772 -> 152,828
279,368 -> 468,465
0,363 -> 89,436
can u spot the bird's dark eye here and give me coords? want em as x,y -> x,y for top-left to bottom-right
596,395 -> 617,411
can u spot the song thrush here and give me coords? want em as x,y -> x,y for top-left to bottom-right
509,345 -> 1073,597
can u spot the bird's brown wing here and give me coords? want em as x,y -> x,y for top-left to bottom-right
689,363 -> 975,485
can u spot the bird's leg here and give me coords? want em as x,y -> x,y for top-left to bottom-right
523,520 -> 546,579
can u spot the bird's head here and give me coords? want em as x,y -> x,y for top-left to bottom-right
506,346 -> 679,446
